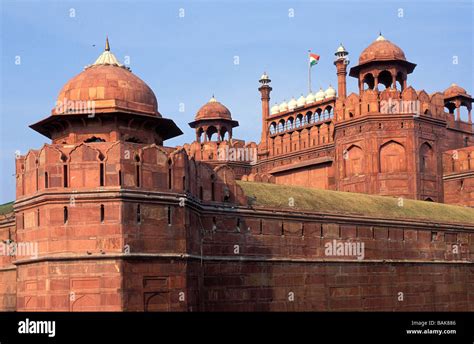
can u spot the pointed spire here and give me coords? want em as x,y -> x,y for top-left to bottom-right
85,36 -> 125,69
209,94 -> 217,103
376,32 -> 385,41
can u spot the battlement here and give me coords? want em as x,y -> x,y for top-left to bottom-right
443,146 -> 474,207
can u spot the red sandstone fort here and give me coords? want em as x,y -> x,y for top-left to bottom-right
0,35 -> 473,311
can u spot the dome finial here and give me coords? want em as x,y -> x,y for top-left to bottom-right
376,32 -> 385,41
259,71 -> 271,84
105,36 -> 110,51
209,94 -> 217,103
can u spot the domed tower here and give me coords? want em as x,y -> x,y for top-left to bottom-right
13,39 -> 192,311
30,38 -> 182,145
188,96 -> 239,142
333,43 -> 349,100
335,34 -> 444,202
443,83 -> 473,123
349,33 -> 416,93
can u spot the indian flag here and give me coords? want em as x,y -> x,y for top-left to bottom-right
309,53 -> 320,67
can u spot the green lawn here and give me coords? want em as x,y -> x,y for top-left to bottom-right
0,202 -> 13,216
237,181 -> 474,225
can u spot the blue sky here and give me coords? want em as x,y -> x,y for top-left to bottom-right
0,0 -> 472,203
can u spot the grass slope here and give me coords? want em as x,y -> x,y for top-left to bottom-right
0,202 -> 13,216
237,181 -> 474,225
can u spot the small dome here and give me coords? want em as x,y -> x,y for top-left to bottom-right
288,98 -> 297,110
325,85 -> 336,98
315,88 -> 326,101
444,83 -> 468,98
306,92 -> 315,104
260,72 -> 270,81
359,34 -> 406,65
279,101 -> 288,112
195,96 -> 232,120
271,103 -> 279,115
297,95 -> 306,107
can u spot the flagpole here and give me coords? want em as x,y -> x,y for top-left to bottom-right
308,49 -> 312,94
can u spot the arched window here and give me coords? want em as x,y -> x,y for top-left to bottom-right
325,106 -> 333,118
444,102 -> 456,114
220,127 -> 229,141
277,120 -> 285,133
269,122 -> 277,135
378,70 -> 392,89
344,145 -> 363,178
207,126 -> 218,141
197,128 -> 205,142
396,71 -> 405,91
363,73 -> 375,90
379,141 -> 407,173
125,137 -> 143,144
84,136 -> 105,143
420,142 -> 434,173
295,115 -> 302,128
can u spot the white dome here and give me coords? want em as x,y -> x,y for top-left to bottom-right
288,97 -> 297,110
376,33 -> 386,41
325,85 -> 336,98
336,43 -> 347,53
306,92 -> 315,104
315,88 -> 325,101
297,95 -> 306,107
279,101 -> 288,112
271,103 -> 279,115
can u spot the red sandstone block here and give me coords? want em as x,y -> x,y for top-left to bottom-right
357,226 -> 373,238
340,225 -> 357,239
363,296 -> 395,309
304,223 -> 322,237
262,219 -> 282,236
284,221 -> 302,236
389,228 -> 404,241
330,286 -> 360,297
335,273 -> 371,286
373,227 -> 389,240
323,223 -> 339,238
329,297 -> 363,310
